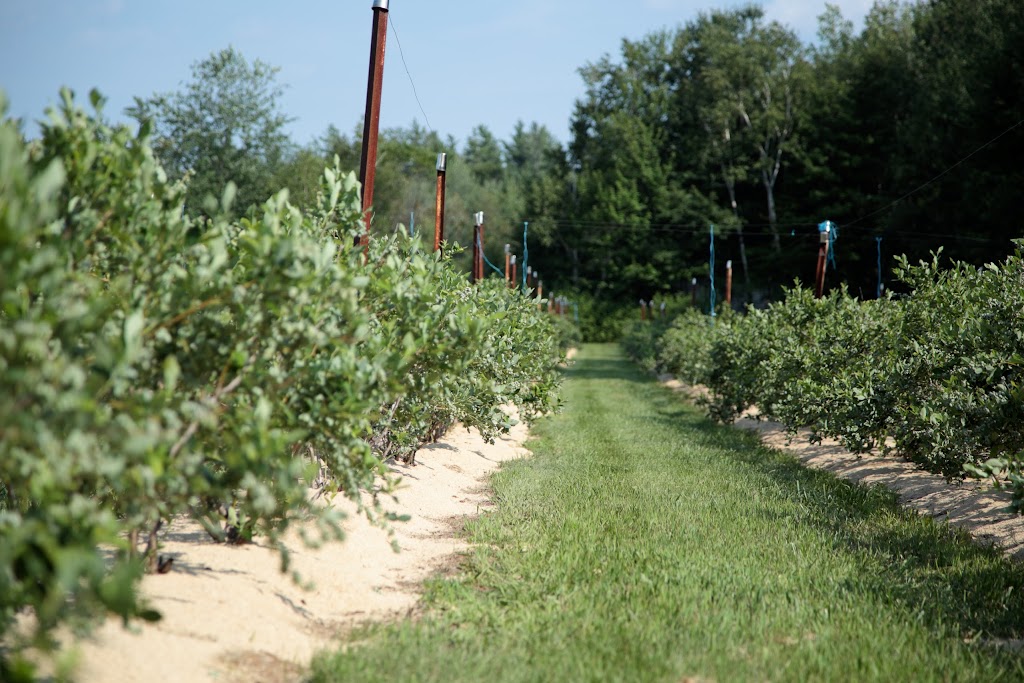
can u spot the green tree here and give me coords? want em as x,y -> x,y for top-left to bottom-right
128,46 -> 292,217
686,6 -> 808,254
463,125 -> 505,184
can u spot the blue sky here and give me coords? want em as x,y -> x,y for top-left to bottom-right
1,0 -> 875,148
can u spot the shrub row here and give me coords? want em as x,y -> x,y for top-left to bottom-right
623,250 -> 1024,510
0,90 -> 566,678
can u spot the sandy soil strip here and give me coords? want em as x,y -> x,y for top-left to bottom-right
68,418 -> 531,683
661,378 -> 1024,561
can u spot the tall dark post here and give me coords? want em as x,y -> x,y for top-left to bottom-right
726,259 -> 733,306
472,211 -> 484,283
472,226 -> 480,283
358,0 -> 390,247
434,153 -> 447,251
815,223 -> 830,299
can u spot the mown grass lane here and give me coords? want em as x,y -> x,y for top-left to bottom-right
312,344 -> 1024,682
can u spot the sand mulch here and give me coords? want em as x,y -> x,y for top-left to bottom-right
68,418 -> 531,683
661,377 -> 1024,561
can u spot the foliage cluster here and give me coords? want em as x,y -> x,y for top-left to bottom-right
624,249 -> 1024,510
0,91 -> 564,679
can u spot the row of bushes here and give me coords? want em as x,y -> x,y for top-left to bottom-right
623,249 -> 1024,510
0,90 -> 567,679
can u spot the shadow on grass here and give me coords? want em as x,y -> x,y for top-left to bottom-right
565,357 -> 648,384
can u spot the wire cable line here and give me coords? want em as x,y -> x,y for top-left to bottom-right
476,232 -> 505,278
844,117 -> 1024,229
386,12 -> 433,134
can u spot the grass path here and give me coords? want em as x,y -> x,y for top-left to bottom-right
311,344 -> 1024,682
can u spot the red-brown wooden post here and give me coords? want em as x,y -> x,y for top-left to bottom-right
434,153 -> 447,251
725,259 -> 733,306
815,224 -> 830,299
510,255 -> 517,290
504,244 -> 511,283
357,0 -> 390,249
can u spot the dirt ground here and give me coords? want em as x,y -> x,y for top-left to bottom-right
661,377 -> 1024,560
65,417 -> 531,683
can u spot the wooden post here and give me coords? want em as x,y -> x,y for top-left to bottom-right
725,259 -> 733,306
358,0 -> 390,248
433,153 -> 446,251
510,255 -> 517,290
690,277 -> 698,308
815,223 -> 830,299
504,244 -> 511,284
640,299 -> 648,322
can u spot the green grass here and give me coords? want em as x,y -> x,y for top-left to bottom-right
310,344 -> 1024,682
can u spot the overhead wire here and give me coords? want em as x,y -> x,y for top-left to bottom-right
380,12 -> 1022,282
519,118 -> 1024,251
386,12 -> 433,135
528,218 -> 1007,244
843,117 -> 1024,229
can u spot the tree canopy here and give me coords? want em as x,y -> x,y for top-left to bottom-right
128,46 -> 292,217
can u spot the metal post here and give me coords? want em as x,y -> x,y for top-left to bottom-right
472,212 -> 484,283
709,224 -> 716,320
434,152 -> 446,251
358,0 -> 390,248
473,210 -> 481,280
521,221 -> 529,293
876,236 -> 884,299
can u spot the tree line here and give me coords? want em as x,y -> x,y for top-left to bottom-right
127,0 -> 1024,308
539,0 -> 1024,305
